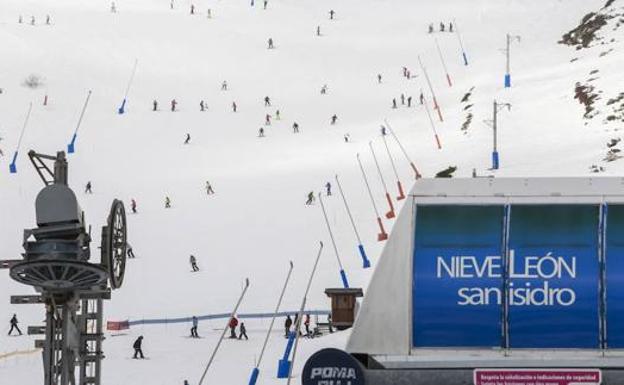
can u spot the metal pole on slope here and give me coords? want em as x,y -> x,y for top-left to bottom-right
453,18 -> 469,66
369,141 -> 395,219
381,134 -> 405,200
198,278 -> 250,385
421,91 -> 442,150
503,33 -> 520,88
118,58 -> 138,114
247,262 -> 294,385
384,119 -> 422,179
418,55 -> 443,122
67,90 -> 92,154
489,100 -> 511,170
357,153 -> 388,241
286,242 -> 324,385
9,103 -> 33,174
434,37 -> 452,87
318,192 -> 349,288
335,174 -> 371,268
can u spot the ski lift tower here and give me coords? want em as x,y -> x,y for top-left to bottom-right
1,150 -> 128,385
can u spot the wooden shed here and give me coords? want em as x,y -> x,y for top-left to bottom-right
325,288 -> 364,330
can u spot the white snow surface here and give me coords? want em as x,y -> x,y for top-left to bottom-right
1,0 -> 623,384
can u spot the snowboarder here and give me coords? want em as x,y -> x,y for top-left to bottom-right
238,322 -> 248,340
232,101 -> 237,112
258,127 -> 265,137
320,84 -> 327,94
304,314 -> 311,336
292,122 -> 299,133
111,2 -> 117,13
407,96 -> 412,107
401,93 -> 405,105
428,23 -> 434,33
132,336 -> 144,359
275,110 -> 280,120
228,317 -> 238,339
331,114 -> 337,125
184,133 -> 191,144
265,114 -> 271,125
171,99 -> 177,112
329,9 -> 335,20
439,22 -> 445,32
131,199 -> 137,213
191,316 -> 199,338
305,191 -> 315,205
199,100 -> 205,111
268,38 -> 274,49
263,0 -> 268,9
127,243 -> 136,258
85,181 -> 92,194
316,25 -> 321,36
165,196 -> 171,208
392,98 -> 397,109
325,182 -> 331,196
264,96 -> 271,106
419,92 -> 425,105
221,81 -> 228,90
152,100 -> 158,111
284,315 -> 292,337
190,255 -> 199,272
206,181 -> 214,194
8,314 -> 22,336
190,4 -> 195,14
381,125 -> 387,136
377,74 -> 382,84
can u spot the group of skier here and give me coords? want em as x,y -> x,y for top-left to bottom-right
428,21 -> 454,33
17,15 -> 51,25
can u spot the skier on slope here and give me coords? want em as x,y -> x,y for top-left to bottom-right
343,134 -> 350,143
401,93 -> 405,105
184,133 -> 191,144
190,255 -> 199,272
392,98 -> 397,109
190,4 -> 195,15
190,316 -> 199,338
284,315 -> 293,337
165,196 -> 171,208
275,110 -> 280,120
428,23 -> 434,33
331,114 -> 337,125
131,198 -> 137,213
419,92 -> 424,105
292,122 -> 299,133
221,81 -> 228,90
152,100 -> 158,111
407,96 -> 412,107
171,99 -> 177,112
449,22 -> 453,32
325,182 -> 332,196
264,96 -> 271,106
258,127 -> 265,137
8,314 -> 22,336
305,191 -> 315,205
321,84 -> 327,94
228,317 -> 238,339
85,181 -> 92,194
265,114 -> 271,125
377,74 -> 382,83
232,101 -> 237,112
329,9 -> 335,20
111,2 -> 117,13
46,15 -> 51,25
132,336 -> 145,359
381,125 -> 387,136
199,100 -> 205,111
316,25 -> 321,36
263,0 -> 268,10
239,322 -> 248,340
127,243 -> 136,258
439,22 -> 445,32
205,181 -> 214,194
268,38 -> 274,49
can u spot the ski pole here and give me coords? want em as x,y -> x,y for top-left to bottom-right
369,141 -> 395,219
435,37 -> 452,87
9,103 -> 33,174
418,55 -> 444,122
318,192 -> 349,288
286,242 -> 324,385
248,262 -> 294,385
68,90 -> 92,154
357,153 -> 388,241
198,278 -> 250,385
381,134 -> 405,200
335,174 -> 370,268
118,58 -> 138,114
421,90 -> 443,150
384,119 -> 422,179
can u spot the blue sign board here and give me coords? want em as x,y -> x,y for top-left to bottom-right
606,205 -> 624,348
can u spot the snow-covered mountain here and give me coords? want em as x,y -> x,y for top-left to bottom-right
1,0 -> 622,384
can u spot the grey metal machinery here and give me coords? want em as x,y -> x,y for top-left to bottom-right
2,150 -> 128,385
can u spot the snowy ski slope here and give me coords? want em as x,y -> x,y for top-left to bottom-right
1,0 -> 623,384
